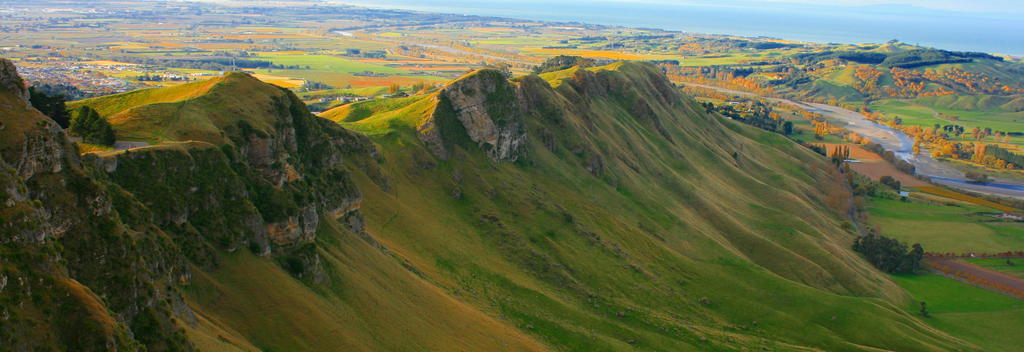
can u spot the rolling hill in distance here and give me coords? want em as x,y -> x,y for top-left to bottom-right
3,0 -> 1024,351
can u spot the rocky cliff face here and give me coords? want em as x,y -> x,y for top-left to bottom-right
416,65 -> 682,165
0,63 -> 379,349
89,74 -> 375,283
419,69 -> 528,162
0,58 -> 28,106
92,142 -> 269,263
1,59 -> 190,351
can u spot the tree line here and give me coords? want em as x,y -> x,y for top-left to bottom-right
853,231 -> 925,274
29,87 -> 116,146
110,56 -> 296,71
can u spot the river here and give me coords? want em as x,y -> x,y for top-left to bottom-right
687,83 -> 1024,199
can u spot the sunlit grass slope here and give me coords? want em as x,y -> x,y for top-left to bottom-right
184,216 -> 547,352
324,62 -> 977,351
72,64 -> 982,350
69,73 -> 296,144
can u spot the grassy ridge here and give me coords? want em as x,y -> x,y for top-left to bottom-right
69,73 -> 294,144
324,63 -> 974,350
67,62 -> 983,350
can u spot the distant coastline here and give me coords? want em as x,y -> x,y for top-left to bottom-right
335,0 -> 1024,56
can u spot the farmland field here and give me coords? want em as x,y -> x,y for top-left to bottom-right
253,53 -> 407,74
870,99 -> 1024,146
867,196 -> 1024,254
963,258 -> 1024,279
891,273 -> 1024,352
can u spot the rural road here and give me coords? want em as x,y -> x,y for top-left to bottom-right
686,83 -> 1024,199
113,140 -> 150,150
68,137 -> 150,151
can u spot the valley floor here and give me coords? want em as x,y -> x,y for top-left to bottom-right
686,83 -> 1024,199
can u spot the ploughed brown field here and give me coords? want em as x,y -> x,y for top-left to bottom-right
820,143 -> 929,187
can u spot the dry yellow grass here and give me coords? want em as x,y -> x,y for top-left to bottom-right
75,142 -> 115,155
222,34 -> 306,40
81,60 -> 139,66
470,27 -> 518,32
60,278 -> 116,337
526,48 -> 644,60
916,186 -> 1019,212
194,43 -> 270,50
251,74 -> 305,88
396,65 -> 472,71
250,50 -> 307,55
357,59 -> 452,64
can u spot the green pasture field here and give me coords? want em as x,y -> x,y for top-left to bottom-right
254,53 -> 407,74
867,197 -> 1024,253
870,99 -> 1024,145
891,273 -> 1024,352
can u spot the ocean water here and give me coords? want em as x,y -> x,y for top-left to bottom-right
334,0 -> 1024,56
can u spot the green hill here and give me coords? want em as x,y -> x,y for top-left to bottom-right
317,62 -> 973,350
2,60 -> 983,350
682,45 -> 1024,109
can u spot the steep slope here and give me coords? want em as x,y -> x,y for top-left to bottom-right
317,62 -> 978,351
11,66 -> 547,351
3,59 -> 982,351
1,59 -> 192,350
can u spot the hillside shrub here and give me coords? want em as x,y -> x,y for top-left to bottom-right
533,55 -> 596,74
70,106 -> 116,146
879,176 -> 901,190
29,87 -> 71,128
965,170 -> 992,184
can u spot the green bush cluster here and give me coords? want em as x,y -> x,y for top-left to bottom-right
853,232 -> 924,274
70,106 -> 116,146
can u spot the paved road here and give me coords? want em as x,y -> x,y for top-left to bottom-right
686,83 -> 1024,199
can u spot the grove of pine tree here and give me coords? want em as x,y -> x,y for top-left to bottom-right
70,106 -> 116,146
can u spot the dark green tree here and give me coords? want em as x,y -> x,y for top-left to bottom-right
852,230 -> 924,274
782,121 -> 794,135
533,55 -> 597,74
29,86 -> 71,128
964,170 -> 992,184
879,176 -> 901,190
70,106 -> 116,146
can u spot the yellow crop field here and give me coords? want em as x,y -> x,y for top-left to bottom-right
526,48 -> 644,60
252,74 -> 305,88
470,27 -> 518,32
916,186 -> 1019,212
81,60 -> 139,66
221,34 -> 307,40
